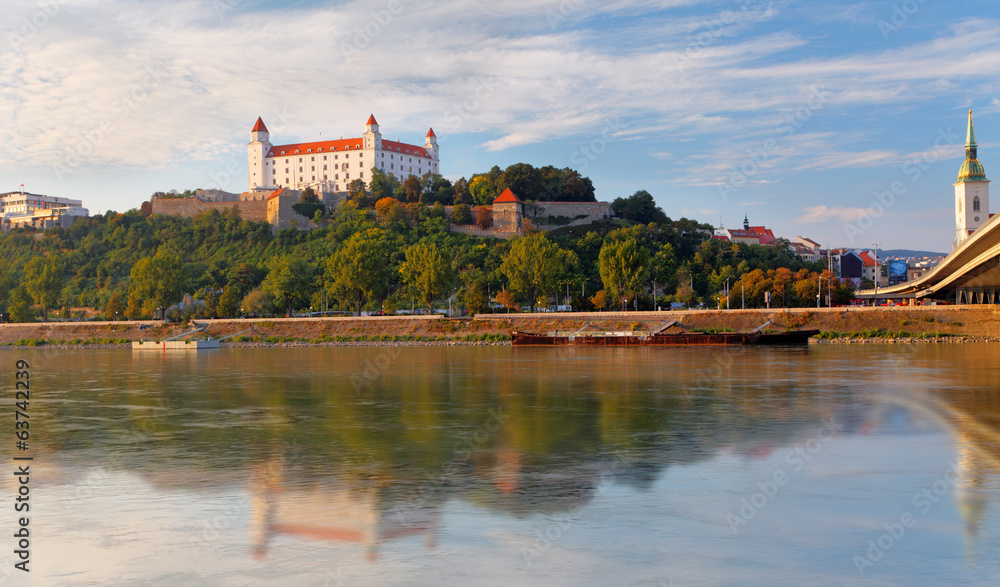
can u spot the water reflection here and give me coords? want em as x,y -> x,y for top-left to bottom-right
16,345 -> 1000,583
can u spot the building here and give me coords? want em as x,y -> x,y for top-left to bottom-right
248,115 -> 439,194
0,191 -> 89,231
954,110 -> 991,250
492,188 -> 524,233
714,215 -> 776,245
450,188 -> 613,239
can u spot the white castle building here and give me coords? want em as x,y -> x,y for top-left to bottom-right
247,115 -> 439,193
954,110 -> 990,250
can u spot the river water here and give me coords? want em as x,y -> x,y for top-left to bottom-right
6,344 -> 1000,585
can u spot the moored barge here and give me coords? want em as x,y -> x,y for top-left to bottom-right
511,321 -> 819,346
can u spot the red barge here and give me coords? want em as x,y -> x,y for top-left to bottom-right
511,320 -> 819,346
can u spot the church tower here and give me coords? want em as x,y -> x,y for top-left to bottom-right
954,110 -> 990,250
248,117 -> 272,191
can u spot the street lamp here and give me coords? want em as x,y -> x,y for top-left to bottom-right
724,276 -> 731,310
817,276 -> 830,308
115,311 -> 118,322
873,242 -> 880,304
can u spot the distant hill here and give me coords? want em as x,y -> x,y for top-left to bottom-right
879,249 -> 947,259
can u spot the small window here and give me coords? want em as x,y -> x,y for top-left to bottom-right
974,196 -> 981,212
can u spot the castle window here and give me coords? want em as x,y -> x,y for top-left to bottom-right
346,173 -> 350,179
311,156 -> 315,161
285,168 -> 289,173
295,151 -> 300,154
308,150 -> 312,153
323,155 -> 327,160
323,165 -> 327,170
299,167 -> 303,172
974,196 -> 981,211
312,176 -> 315,180
311,166 -> 315,171
318,148 -> 323,152
280,151 -> 285,155
324,175 -> 328,180
361,172 -> 364,178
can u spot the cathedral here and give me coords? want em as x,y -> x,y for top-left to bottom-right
954,110 -> 990,250
248,115 -> 439,194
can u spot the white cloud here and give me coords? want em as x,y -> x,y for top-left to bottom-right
797,205 -> 869,224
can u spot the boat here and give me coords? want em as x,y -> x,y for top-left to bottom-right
510,320 -> 819,346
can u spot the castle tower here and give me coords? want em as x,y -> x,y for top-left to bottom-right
363,114 -> 382,151
954,110 -> 990,250
743,214 -> 749,230
424,128 -> 438,161
248,117 -> 272,191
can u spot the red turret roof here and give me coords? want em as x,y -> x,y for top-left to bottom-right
426,128 -> 436,138
367,114 -> 378,126
493,188 -> 522,204
252,117 -> 268,133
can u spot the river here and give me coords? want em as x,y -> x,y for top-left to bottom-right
7,344 -> 1000,585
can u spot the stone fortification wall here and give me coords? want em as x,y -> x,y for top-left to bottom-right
528,201 -> 612,228
194,189 -> 241,202
450,225 -> 519,239
151,197 -> 268,222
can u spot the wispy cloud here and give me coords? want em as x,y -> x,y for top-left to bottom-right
797,205 -> 869,224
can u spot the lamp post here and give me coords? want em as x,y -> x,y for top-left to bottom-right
115,311 -> 118,322
817,276 -> 830,308
724,276 -> 731,310
873,242 -> 880,304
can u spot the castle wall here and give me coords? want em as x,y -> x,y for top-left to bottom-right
151,197 -> 268,222
527,201 -> 612,228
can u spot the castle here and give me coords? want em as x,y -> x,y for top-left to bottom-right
248,115 -> 439,194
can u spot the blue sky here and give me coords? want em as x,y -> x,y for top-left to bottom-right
2,0 -> 999,251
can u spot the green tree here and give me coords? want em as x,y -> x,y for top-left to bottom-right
131,249 -> 187,320
400,242 -> 453,313
599,238 -> 650,310
241,290 -> 274,316
25,256 -> 65,321
105,290 -> 125,320
369,168 -> 401,202
500,234 -> 569,311
300,187 -> 319,204
327,229 -> 393,315
262,255 -> 316,315
9,287 -> 35,323
348,179 -> 372,207
217,285 -> 241,318
611,190 -> 668,224
402,176 -> 422,202
450,204 -> 473,225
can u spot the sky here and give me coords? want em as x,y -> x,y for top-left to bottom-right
2,0 -> 999,252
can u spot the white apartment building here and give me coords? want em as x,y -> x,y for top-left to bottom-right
1,191 -> 89,230
248,115 -> 439,193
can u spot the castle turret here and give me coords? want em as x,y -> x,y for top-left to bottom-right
424,128 -> 438,161
954,110 -> 990,250
248,117 -> 272,191
363,114 -> 381,151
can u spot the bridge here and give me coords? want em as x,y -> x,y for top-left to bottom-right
859,110 -> 996,304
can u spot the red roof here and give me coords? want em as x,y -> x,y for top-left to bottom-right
252,117 -> 268,132
366,114 -> 378,126
426,128 -> 436,138
267,187 -> 286,201
493,188 -> 522,204
747,226 -> 775,244
712,235 -> 731,242
266,138 -> 430,159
